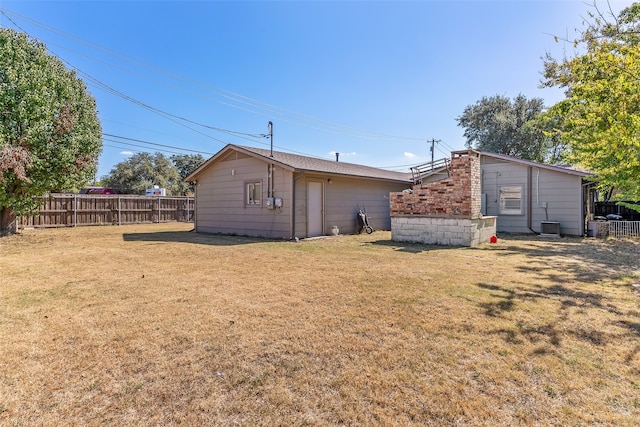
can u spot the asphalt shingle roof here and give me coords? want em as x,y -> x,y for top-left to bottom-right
232,145 -> 412,182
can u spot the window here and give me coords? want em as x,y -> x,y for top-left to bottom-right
246,181 -> 262,206
499,185 -> 523,215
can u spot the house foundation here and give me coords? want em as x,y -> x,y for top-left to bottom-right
390,150 -> 496,247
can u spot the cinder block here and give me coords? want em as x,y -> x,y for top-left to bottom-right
450,238 -> 466,246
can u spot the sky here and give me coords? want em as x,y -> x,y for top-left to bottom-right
0,1 -> 635,179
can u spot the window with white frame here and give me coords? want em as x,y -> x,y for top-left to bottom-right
499,185 -> 523,215
246,181 -> 262,206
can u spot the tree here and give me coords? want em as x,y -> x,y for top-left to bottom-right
170,153 -> 205,195
542,3 -> 640,204
457,94 -> 562,162
0,29 -> 101,235
102,152 -> 182,195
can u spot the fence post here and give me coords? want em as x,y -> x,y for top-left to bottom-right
118,196 -> 121,226
73,194 -> 77,227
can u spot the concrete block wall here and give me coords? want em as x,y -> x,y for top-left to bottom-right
391,216 -> 497,247
390,150 -> 482,219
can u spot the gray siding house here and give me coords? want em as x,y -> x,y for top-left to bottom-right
479,152 -> 592,236
185,144 -> 411,239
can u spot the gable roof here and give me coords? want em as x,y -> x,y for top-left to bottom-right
185,144 -> 412,183
471,150 -> 593,178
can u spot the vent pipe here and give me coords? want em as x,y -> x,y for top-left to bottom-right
335,152 -> 339,162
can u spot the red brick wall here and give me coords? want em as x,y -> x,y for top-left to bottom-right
390,151 -> 482,219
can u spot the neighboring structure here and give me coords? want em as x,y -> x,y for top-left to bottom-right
184,144 -> 411,239
408,150 -> 593,237
390,150 -> 497,247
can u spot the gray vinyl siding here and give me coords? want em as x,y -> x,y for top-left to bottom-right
289,174 -> 407,237
195,154 -> 293,239
323,176 -> 407,234
192,147 -> 411,238
481,157 -> 584,236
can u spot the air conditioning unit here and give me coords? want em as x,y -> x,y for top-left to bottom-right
540,221 -> 561,237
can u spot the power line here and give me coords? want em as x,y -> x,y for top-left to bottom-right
103,134 -> 215,155
102,142 -> 189,157
2,7 -> 459,173
0,7 -> 436,144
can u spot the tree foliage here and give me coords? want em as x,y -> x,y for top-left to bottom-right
102,152 -> 204,195
170,153 -> 205,195
102,152 -> 180,195
456,94 -> 562,162
0,29 -> 101,234
542,3 -> 640,202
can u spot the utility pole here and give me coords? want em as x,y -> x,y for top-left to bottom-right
268,121 -> 273,157
429,138 -> 441,164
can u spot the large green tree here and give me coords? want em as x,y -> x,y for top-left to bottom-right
102,152 -> 182,195
170,153 -> 205,195
0,28 -> 101,235
542,3 -> 640,203
456,94 -> 561,162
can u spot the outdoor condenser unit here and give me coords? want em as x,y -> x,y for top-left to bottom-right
540,221 -> 561,237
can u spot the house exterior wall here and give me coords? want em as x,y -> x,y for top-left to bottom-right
193,150 -> 410,239
322,175 -> 408,234
481,157 -> 584,236
292,174 -> 408,237
194,152 -> 293,239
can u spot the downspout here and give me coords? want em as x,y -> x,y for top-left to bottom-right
527,166 -> 537,234
192,181 -> 197,231
582,180 -> 593,236
291,172 -> 304,239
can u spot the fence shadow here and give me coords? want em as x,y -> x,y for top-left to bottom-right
122,231 -> 277,246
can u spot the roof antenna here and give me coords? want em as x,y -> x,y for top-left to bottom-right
268,121 -> 274,157
335,152 -> 339,162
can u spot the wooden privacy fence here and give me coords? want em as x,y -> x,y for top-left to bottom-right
18,194 -> 194,229
594,201 -> 640,221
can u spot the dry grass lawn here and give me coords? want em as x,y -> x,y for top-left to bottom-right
1,223 -> 639,426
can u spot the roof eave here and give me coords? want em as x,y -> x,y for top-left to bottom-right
479,151 -> 593,177
295,169 -> 411,183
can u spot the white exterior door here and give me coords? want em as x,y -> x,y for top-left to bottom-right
308,181 -> 323,237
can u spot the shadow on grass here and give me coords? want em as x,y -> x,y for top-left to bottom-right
472,236 -> 639,348
369,239 -> 460,253
478,279 -> 640,349
122,231 -> 277,246
478,281 -> 616,318
481,236 -> 640,285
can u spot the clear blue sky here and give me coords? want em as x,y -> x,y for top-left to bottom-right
1,1 -> 634,179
